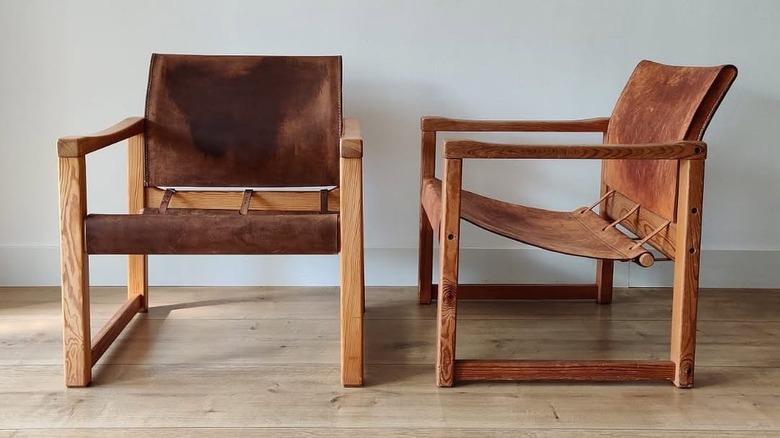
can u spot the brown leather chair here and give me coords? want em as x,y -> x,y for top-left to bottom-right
418,60 -> 737,387
57,54 -> 365,387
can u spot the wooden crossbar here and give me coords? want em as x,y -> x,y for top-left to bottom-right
91,294 -> 142,366
431,284 -> 598,300
454,360 -> 676,382
146,187 -> 340,212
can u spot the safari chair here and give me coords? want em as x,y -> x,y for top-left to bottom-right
57,54 -> 365,387
417,60 -> 737,387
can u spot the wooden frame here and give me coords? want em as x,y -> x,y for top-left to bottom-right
418,117 -> 706,387
58,117 -> 365,388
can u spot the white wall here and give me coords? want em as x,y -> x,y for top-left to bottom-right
1,0 -> 778,287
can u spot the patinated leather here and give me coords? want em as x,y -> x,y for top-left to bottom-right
422,178 -> 652,263
145,54 -> 342,187
85,212 -> 339,255
604,60 -> 737,221
83,54 -> 346,258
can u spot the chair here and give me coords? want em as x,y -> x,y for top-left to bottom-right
418,60 -> 737,387
57,54 -> 365,387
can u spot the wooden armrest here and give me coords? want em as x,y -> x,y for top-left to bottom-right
58,117 -> 145,157
340,117 -> 363,158
443,140 -> 706,160
421,116 -> 609,133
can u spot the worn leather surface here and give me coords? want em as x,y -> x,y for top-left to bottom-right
85,212 -> 339,255
604,60 -> 737,221
145,54 -> 342,187
424,178 -> 651,263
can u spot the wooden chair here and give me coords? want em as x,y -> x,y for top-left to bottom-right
57,54 -> 365,387
418,60 -> 737,387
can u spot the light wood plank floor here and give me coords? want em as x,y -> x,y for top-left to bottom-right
2,286 -> 780,437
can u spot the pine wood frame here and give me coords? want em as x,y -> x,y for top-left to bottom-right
418,117 -> 706,387
58,117 -> 365,387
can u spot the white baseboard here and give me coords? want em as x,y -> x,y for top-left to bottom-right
1,245 -> 778,288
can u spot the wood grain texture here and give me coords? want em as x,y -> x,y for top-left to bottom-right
421,116 -> 610,133
90,294 -> 141,366
9,303 -> 780,368
597,165 -> 615,304
0,287 -> 780,432
596,259 -> 615,304
436,158 -> 463,387
340,117 -> 363,158
57,117 -> 144,157
3,363 -> 780,431
603,61 -> 736,221
418,131 -> 437,305
443,140 -> 706,160
671,160 -> 705,387
431,284 -> 597,300
420,177 -> 441,234
0,428 -> 773,438
127,133 -> 148,311
145,187 -> 340,213
3,286 -> 780,434
339,155 -> 364,387
417,61 -> 735,388
10,286 -> 780,323
58,156 -> 92,387
454,360 -> 675,382
605,190 -> 678,259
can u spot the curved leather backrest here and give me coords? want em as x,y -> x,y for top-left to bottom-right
604,60 -> 737,221
145,54 -> 342,187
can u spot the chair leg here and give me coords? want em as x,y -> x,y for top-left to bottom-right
128,255 -> 148,312
59,156 -> 92,387
340,155 -> 364,387
436,158 -> 463,387
418,130 -> 437,305
418,207 -> 434,304
670,264 -> 699,388
670,160 -> 704,388
127,133 -> 148,312
596,259 -> 614,304
340,248 -> 364,387
596,173 -> 614,304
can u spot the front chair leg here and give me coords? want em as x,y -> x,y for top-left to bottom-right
340,155 -> 365,387
670,160 -> 705,388
59,156 -> 92,387
436,157 -> 463,387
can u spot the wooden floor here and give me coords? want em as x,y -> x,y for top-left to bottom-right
2,286 -> 780,436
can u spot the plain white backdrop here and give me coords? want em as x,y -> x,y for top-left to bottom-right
0,0 -> 778,287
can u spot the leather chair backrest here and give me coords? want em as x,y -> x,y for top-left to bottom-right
604,60 -> 737,221
144,54 -> 342,188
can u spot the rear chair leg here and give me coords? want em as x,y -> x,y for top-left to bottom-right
128,255 -> 148,312
596,259 -> 614,304
418,130 -> 437,305
418,208 -> 434,304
